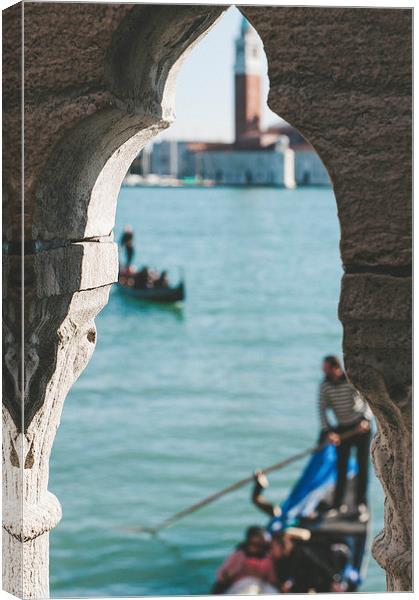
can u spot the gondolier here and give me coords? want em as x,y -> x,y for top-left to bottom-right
120,225 -> 135,268
318,355 -> 373,521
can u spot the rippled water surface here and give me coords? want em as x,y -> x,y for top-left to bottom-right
50,186 -> 386,596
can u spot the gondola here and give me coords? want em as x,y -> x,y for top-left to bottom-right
118,266 -> 185,304
118,281 -> 185,303
223,444 -> 370,594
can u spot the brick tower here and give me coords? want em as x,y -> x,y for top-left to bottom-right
234,18 -> 262,143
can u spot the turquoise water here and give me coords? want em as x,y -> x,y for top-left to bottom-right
49,186 -> 386,596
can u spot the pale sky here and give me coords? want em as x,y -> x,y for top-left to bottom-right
157,6 -> 282,143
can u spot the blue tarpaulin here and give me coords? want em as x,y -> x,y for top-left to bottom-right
268,443 -> 357,532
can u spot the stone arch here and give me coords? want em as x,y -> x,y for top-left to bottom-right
32,5 -> 226,243
3,4 -> 411,597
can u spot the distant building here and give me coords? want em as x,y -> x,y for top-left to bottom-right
294,145 -> 331,186
188,19 -> 296,188
149,140 -> 177,177
196,138 -> 295,187
144,140 -> 197,179
129,18 -> 329,188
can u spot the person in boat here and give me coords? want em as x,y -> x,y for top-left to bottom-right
272,530 -> 350,593
155,270 -> 169,288
252,473 -> 351,593
252,470 -> 281,518
211,526 -> 278,594
318,355 -> 373,521
133,266 -> 149,288
132,266 -> 159,289
120,225 -> 135,268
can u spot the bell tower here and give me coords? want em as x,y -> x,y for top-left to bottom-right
234,18 -> 262,143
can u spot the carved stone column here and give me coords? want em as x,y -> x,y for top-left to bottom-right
340,273 -> 412,590
3,243 -> 118,597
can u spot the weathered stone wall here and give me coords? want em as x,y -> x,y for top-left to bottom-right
2,3 -> 411,596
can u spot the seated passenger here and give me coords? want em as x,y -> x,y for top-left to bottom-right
267,530 -> 294,592
155,270 -> 169,288
211,526 -> 278,594
252,472 -> 348,593
134,267 -> 149,289
118,265 -> 135,283
273,530 -> 349,593
148,269 -> 159,287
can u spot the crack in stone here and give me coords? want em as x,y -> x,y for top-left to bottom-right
344,264 -> 412,278
3,236 -> 114,256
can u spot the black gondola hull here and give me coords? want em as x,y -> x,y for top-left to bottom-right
118,282 -> 185,303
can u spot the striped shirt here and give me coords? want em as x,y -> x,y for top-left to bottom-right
319,378 -> 372,431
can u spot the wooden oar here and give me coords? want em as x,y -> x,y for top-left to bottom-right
129,427 -> 363,535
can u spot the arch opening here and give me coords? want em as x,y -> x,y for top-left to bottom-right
45,7 -> 390,597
